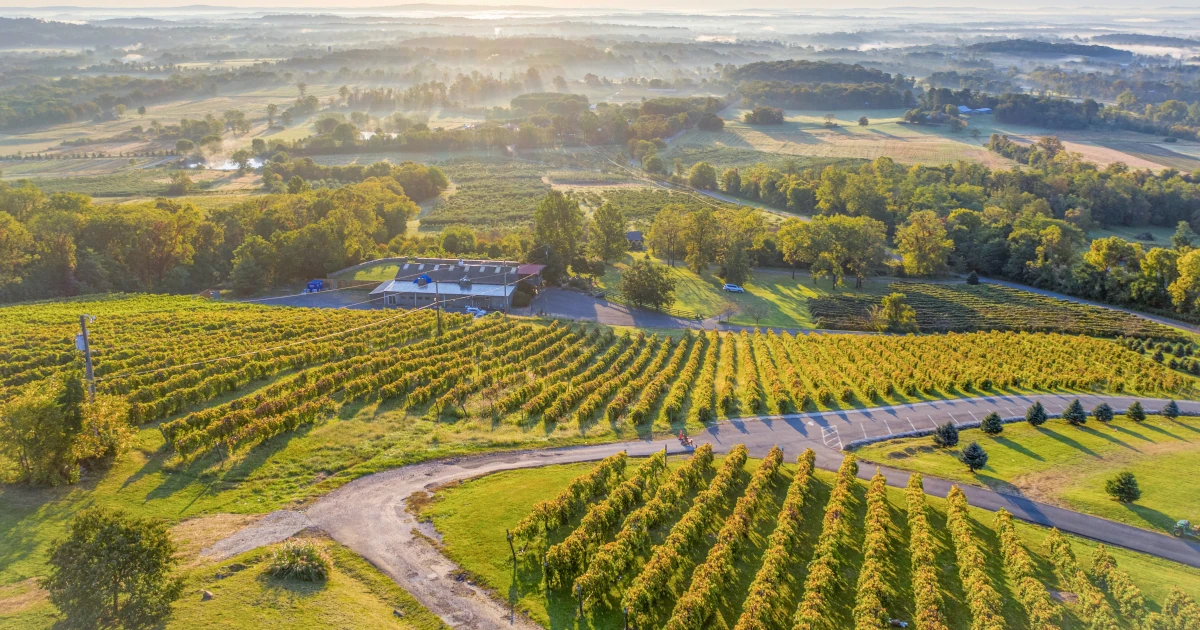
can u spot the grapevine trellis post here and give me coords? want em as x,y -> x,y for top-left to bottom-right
76,314 -> 96,403
506,529 -> 516,565
575,583 -> 583,618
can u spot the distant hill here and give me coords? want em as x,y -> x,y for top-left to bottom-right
1091,33 -> 1200,47
726,59 -> 893,85
968,39 -> 1133,60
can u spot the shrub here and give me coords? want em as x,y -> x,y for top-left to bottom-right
960,442 -> 988,472
1126,401 -> 1146,422
1063,399 -> 1087,425
1162,399 -> 1180,419
268,540 -> 332,582
966,270 -> 979,285
932,421 -> 959,447
1025,401 -> 1048,426
1092,402 -> 1114,422
1105,472 -> 1141,503
980,411 -> 1003,435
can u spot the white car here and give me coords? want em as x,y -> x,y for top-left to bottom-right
722,283 -> 745,293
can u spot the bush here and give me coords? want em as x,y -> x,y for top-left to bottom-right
980,411 -> 1003,435
1093,402 -> 1114,422
268,540 -> 332,582
1126,401 -> 1146,422
1105,472 -> 1141,503
1025,401 -> 1048,426
932,421 -> 959,447
1063,399 -> 1087,426
960,442 -> 988,472
966,270 -> 979,285
1162,399 -> 1180,419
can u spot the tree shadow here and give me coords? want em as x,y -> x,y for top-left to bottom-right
1107,423 -> 1155,443
991,436 -> 1045,462
1074,425 -> 1140,453
1116,500 -> 1177,534
255,569 -> 327,598
1033,427 -> 1100,458
1137,422 -> 1187,442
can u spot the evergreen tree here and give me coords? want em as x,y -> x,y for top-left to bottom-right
1063,399 -> 1087,425
1025,401 -> 1048,426
1092,402 -> 1115,422
980,411 -> 1003,435
1162,399 -> 1180,419
960,442 -> 988,472
1126,401 -> 1146,422
966,270 -> 979,284
932,421 -> 959,447
1105,472 -> 1141,503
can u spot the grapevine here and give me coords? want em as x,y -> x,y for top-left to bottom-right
905,474 -> 950,630
733,448 -> 816,630
945,487 -> 1005,630
994,509 -> 1058,630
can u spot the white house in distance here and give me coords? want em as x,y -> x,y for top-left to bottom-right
369,258 -> 546,312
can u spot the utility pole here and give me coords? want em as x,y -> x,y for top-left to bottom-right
503,269 -> 509,316
434,280 -> 442,336
77,314 -> 95,403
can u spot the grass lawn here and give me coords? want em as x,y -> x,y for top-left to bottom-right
333,260 -> 402,281
0,531 -> 445,629
1088,224 -> 1176,246
598,253 -> 888,326
422,455 -> 1200,629
855,415 -> 1200,533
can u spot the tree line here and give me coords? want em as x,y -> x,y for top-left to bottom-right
0,166 -> 447,301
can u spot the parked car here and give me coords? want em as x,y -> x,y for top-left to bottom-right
722,283 -> 745,293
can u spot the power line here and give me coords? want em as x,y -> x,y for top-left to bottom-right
93,255 -> 554,382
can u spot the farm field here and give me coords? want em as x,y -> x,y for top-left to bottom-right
420,158 -> 551,229
422,450 -> 1200,629
665,108 -> 1200,172
809,281 -> 1188,338
855,414 -> 1200,534
598,257 -> 1187,336
0,82 -> 344,157
0,295 -> 1194,592
598,258 -> 847,325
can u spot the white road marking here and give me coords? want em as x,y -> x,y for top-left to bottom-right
884,419 -> 893,435
927,414 -> 937,428
968,410 -> 978,420
907,417 -> 917,431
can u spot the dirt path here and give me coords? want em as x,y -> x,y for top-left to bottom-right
206,396 -> 1200,628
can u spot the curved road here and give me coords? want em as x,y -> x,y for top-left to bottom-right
205,394 -> 1200,629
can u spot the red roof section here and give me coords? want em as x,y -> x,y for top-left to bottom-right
517,264 -> 547,276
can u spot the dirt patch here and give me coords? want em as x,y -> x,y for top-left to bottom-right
1010,434 -> 1198,506
1050,590 -> 1079,604
0,578 -> 49,615
173,513 -> 263,567
199,510 -> 314,561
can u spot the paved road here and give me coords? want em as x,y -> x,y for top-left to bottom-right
206,394 -> 1200,629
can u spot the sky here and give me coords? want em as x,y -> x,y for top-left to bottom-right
0,0 -> 1194,10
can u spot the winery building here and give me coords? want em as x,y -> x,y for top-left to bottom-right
369,258 -> 545,311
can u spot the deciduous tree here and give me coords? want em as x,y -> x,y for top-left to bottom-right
43,507 -> 183,629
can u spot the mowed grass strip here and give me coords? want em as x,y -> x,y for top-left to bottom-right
856,415 -> 1200,533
